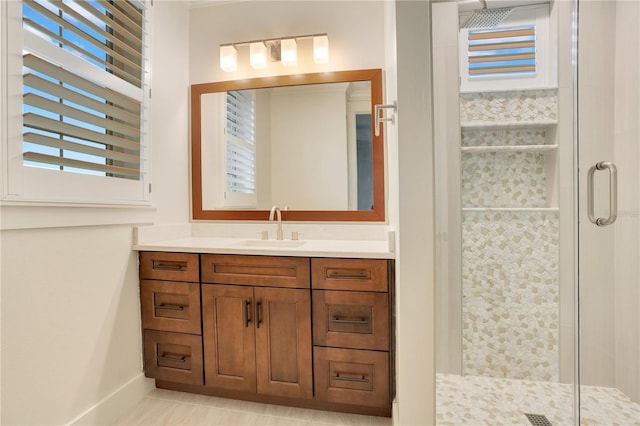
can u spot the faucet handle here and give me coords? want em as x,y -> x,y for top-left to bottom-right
258,231 -> 269,240
291,231 -> 303,241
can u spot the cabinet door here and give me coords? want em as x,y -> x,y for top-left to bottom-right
254,287 -> 313,399
202,284 -> 256,392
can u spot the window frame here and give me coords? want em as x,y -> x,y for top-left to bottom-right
1,0 -> 152,206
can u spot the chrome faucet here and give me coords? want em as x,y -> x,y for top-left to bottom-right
269,206 -> 283,240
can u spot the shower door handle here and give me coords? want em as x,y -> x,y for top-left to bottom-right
587,161 -> 618,226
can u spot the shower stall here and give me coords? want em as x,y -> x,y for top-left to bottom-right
433,0 -> 640,424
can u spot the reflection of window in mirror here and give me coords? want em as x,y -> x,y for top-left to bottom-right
224,90 -> 257,208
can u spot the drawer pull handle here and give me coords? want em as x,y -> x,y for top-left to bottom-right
328,272 -> 369,279
331,317 -> 369,325
155,304 -> 185,311
158,354 -> 186,363
153,262 -> 186,271
333,374 -> 369,383
244,300 -> 251,327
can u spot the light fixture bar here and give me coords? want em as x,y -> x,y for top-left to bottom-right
219,34 -> 328,72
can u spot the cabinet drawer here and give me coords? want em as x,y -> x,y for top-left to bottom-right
144,330 -> 204,385
313,290 -> 388,350
314,347 -> 389,408
140,252 -> 199,283
201,254 -> 310,289
311,258 -> 388,292
140,280 -> 201,334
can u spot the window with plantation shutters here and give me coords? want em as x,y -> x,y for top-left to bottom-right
224,90 -> 257,207
459,4 -> 552,92
7,0 -> 150,203
467,26 -> 536,77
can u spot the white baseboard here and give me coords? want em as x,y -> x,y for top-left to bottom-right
392,399 -> 399,425
68,373 -> 155,425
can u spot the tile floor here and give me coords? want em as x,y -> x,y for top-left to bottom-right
114,376 -> 640,426
113,388 -> 392,426
437,373 -> 640,426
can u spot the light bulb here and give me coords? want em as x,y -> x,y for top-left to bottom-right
313,35 -> 329,64
250,42 -> 268,70
280,38 -> 297,67
219,45 -> 237,72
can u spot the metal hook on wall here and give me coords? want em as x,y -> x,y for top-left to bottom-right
374,101 -> 397,137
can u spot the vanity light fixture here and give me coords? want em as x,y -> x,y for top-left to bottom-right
219,33 -> 328,72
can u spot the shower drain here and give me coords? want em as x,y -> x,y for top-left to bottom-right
525,413 -> 553,426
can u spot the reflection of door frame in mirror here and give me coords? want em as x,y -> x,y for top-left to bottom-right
190,68 -> 385,221
346,85 -> 373,211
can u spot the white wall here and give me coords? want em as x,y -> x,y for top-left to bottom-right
189,1 -> 385,84
432,2 -> 462,376
0,1 -> 191,424
270,85 -> 349,210
1,226 -> 146,425
394,1 -> 435,424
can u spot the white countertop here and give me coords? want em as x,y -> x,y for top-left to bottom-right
133,236 -> 394,259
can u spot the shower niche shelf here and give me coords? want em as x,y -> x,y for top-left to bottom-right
460,120 -> 559,210
461,144 -> 558,153
461,207 -> 559,212
460,120 -> 557,130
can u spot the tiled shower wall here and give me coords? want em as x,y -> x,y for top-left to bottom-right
460,90 -> 560,382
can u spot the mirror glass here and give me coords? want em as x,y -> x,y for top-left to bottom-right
191,69 -> 384,221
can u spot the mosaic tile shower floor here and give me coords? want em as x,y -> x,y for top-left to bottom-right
437,373 -> 640,426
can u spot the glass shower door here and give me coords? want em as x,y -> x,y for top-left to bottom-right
577,1 -> 640,424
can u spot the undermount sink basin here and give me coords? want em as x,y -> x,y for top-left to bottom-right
237,239 -> 307,248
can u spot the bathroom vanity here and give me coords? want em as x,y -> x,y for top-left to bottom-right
134,67 -> 395,416
136,239 -> 395,417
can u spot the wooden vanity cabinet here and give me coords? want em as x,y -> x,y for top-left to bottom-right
139,252 -> 393,417
200,255 -> 313,400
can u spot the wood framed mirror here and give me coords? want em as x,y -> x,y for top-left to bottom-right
191,68 -> 384,221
